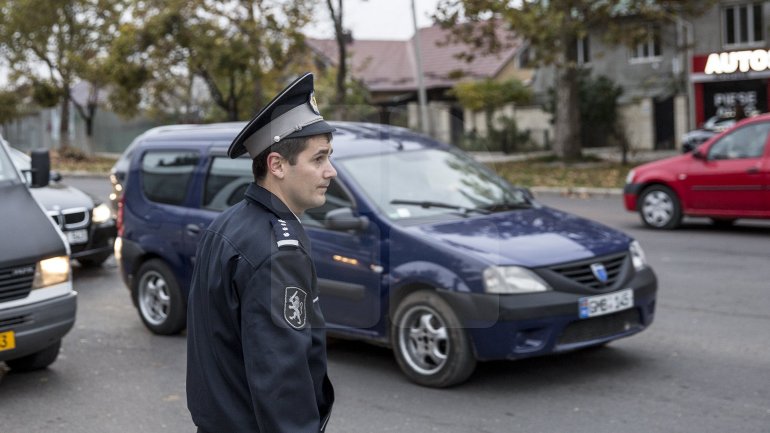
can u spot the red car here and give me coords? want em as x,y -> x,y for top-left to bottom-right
624,114 -> 770,229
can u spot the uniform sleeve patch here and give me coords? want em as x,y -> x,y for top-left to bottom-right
284,286 -> 307,329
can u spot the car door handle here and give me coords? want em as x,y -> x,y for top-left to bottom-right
185,224 -> 202,236
746,166 -> 760,174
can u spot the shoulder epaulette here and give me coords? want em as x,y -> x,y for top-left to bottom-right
271,218 -> 299,249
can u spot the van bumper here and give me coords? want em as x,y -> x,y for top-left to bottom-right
0,291 -> 77,362
441,268 -> 657,361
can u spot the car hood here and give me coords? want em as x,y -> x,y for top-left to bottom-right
0,183 -> 67,265
634,152 -> 693,173
406,206 -> 631,267
28,182 -> 95,211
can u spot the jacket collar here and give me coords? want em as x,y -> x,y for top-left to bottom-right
244,183 -> 299,221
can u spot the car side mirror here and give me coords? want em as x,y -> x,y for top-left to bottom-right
30,149 -> 51,188
324,207 -> 369,231
50,170 -> 62,182
692,149 -> 706,160
682,142 -> 695,153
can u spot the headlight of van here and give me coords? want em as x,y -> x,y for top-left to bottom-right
483,266 -> 551,294
32,256 -> 70,289
92,203 -> 112,224
629,240 -> 648,271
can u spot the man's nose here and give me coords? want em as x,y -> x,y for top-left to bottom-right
325,162 -> 337,178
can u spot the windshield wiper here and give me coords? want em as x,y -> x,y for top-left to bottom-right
480,201 -> 532,212
390,199 -> 490,215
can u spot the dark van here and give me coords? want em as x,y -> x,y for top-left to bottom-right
116,122 -> 657,387
0,137 -> 77,371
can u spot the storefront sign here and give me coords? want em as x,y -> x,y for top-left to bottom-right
704,49 -> 770,75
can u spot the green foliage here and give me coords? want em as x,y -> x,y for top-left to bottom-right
109,0 -> 315,122
434,0 -> 715,159
313,67 -> 377,122
31,80 -> 63,108
451,79 -> 530,113
0,0 -> 125,139
546,70 -> 624,149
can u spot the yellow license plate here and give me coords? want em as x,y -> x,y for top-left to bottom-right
0,330 -> 16,352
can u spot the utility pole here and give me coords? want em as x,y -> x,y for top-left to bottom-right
411,0 -> 431,135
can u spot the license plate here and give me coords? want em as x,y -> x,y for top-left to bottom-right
579,289 -> 634,319
0,330 -> 16,352
66,229 -> 88,245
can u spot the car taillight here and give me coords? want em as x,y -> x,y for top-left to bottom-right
117,194 -> 125,236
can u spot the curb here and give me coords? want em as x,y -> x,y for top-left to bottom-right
530,186 -> 623,197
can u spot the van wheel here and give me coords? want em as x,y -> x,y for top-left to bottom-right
391,291 -> 476,387
134,259 -> 186,335
638,185 -> 682,229
6,340 -> 61,372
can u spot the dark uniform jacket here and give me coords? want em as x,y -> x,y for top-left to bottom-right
187,183 -> 334,433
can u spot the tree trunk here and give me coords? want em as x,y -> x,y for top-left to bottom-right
553,32 -> 582,160
59,89 -> 70,149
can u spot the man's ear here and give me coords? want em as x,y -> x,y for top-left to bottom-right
267,152 -> 285,179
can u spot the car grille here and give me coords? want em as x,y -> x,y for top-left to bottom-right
0,263 -> 35,302
0,314 -> 31,330
48,207 -> 90,230
550,252 -> 627,289
557,309 -> 641,346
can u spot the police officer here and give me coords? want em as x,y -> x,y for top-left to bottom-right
187,72 -> 335,433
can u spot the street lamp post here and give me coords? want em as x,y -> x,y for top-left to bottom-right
411,0 -> 431,135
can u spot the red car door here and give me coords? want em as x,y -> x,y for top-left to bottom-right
683,121 -> 770,214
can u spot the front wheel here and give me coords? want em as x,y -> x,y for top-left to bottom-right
391,291 -> 476,387
6,340 -> 61,372
133,259 -> 186,335
638,185 -> 682,229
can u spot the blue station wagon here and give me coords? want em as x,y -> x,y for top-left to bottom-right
115,122 -> 657,387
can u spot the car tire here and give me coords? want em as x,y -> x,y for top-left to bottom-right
6,340 -> 61,372
77,252 -> 111,268
391,290 -> 476,388
638,185 -> 682,229
133,259 -> 186,335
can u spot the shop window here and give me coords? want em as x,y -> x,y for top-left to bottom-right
723,3 -> 764,47
577,36 -> 590,65
630,28 -> 661,62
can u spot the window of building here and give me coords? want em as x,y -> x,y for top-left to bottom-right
577,36 -> 590,65
630,28 -> 661,62
723,2 -> 764,47
141,150 -> 199,205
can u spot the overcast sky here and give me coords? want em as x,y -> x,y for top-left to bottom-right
306,0 -> 442,40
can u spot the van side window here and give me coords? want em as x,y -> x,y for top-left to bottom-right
303,179 -> 354,227
141,151 -> 199,205
203,156 -> 253,211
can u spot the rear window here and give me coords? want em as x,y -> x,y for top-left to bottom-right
141,151 -> 199,205
203,156 -> 252,211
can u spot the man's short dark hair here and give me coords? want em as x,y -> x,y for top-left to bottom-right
252,132 -> 333,181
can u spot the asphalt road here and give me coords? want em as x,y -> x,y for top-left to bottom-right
1,177 -> 769,433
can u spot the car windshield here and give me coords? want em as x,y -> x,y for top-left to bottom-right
338,148 -> 529,221
0,141 -> 22,183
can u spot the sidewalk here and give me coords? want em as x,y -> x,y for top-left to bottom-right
468,147 -> 678,197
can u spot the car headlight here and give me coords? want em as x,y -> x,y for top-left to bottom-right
32,256 -> 70,289
629,240 -> 648,271
625,169 -> 636,185
92,203 -> 113,224
483,266 -> 551,294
